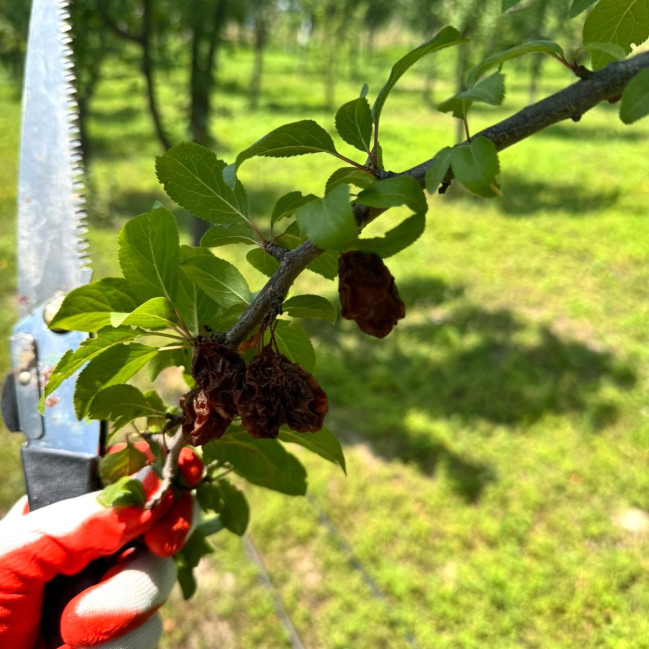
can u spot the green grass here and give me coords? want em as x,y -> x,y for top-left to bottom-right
2,42 -> 649,648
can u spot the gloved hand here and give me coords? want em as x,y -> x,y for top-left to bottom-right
0,452 -> 200,649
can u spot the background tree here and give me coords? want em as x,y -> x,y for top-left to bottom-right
96,0 -> 172,151
247,0 -> 279,111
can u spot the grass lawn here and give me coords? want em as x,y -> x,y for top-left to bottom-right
1,40 -> 649,649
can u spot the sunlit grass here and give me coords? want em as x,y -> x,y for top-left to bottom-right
1,40 -> 649,648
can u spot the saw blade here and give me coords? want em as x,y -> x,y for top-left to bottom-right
17,0 -> 90,317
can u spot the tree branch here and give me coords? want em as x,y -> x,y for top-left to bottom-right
96,0 -> 145,46
407,51 -> 649,186
223,51 -> 649,348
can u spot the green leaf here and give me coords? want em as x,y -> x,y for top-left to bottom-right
96,475 -> 146,507
436,96 -> 471,121
184,528 -> 214,567
355,212 -> 426,259
438,73 -> 507,120
176,247 -> 225,336
325,167 -> 376,194
335,96 -> 373,153
620,68 -> 649,123
222,163 -> 237,190
89,384 -> 165,433
175,555 -> 197,600
280,425 -> 346,474
118,207 -> 179,303
98,443 -> 150,485
74,343 -> 159,419
217,479 -> 250,536
196,479 -> 249,536
583,0 -> 649,69
270,191 -> 318,228
283,294 -> 337,324
273,222 -> 339,280
49,278 -> 138,332
356,175 -> 428,215
175,528 -> 214,599
180,248 -> 251,307
175,274 -> 220,337
296,184 -> 358,252
458,72 -> 506,105
425,146 -> 454,194
196,480 -> 221,511
451,136 -> 501,198
197,516 -> 224,537
502,0 -> 524,10
308,251 -> 339,280
110,297 -> 177,330
203,432 -> 308,496
580,42 -> 629,61
42,329 -> 141,404
570,0 -> 599,17
236,120 -> 338,169
200,216 -> 258,248
274,221 -> 305,250
273,320 -> 316,372
372,27 -> 466,126
246,247 -> 280,278
156,142 -> 249,224
212,303 -> 249,331
467,40 -> 564,87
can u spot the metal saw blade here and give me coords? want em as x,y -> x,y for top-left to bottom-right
17,0 -> 90,317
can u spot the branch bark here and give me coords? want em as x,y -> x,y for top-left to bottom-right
222,51 -> 649,349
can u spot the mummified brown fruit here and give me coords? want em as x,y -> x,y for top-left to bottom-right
234,345 -> 328,439
338,250 -> 405,338
191,340 -> 245,419
181,387 -> 231,447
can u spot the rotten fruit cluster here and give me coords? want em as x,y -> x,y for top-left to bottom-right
181,339 -> 328,445
338,251 -> 405,338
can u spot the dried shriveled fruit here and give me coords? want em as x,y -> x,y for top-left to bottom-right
181,387 -> 231,447
338,250 -> 405,338
191,340 -> 245,419
235,345 -> 328,439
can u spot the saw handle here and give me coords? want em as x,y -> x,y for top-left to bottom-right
21,446 -> 100,509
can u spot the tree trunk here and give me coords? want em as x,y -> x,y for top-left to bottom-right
423,64 -> 436,106
249,13 -> 268,111
190,0 -> 228,244
142,0 -> 171,151
189,11 -> 209,146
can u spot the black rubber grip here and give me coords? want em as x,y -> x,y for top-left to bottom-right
21,446 -> 100,510
1,372 -> 20,432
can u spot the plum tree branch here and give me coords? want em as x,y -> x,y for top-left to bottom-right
222,51 -> 649,348
407,51 -> 649,186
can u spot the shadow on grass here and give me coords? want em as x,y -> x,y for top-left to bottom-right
87,188 -> 161,227
498,174 -> 620,216
442,172 -> 620,217
312,277 -> 636,501
539,122 -> 648,142
90,131 -> 157,161
90,106 -> 141,124
264,100 -> 335,115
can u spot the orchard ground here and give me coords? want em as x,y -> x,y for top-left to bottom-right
1,43 -> 649,649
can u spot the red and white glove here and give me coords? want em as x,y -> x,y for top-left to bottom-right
0,461 -> 198,649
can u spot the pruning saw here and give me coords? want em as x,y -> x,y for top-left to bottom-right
1,0 -> 103,510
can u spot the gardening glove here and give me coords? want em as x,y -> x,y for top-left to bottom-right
0,463 -> 197,649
